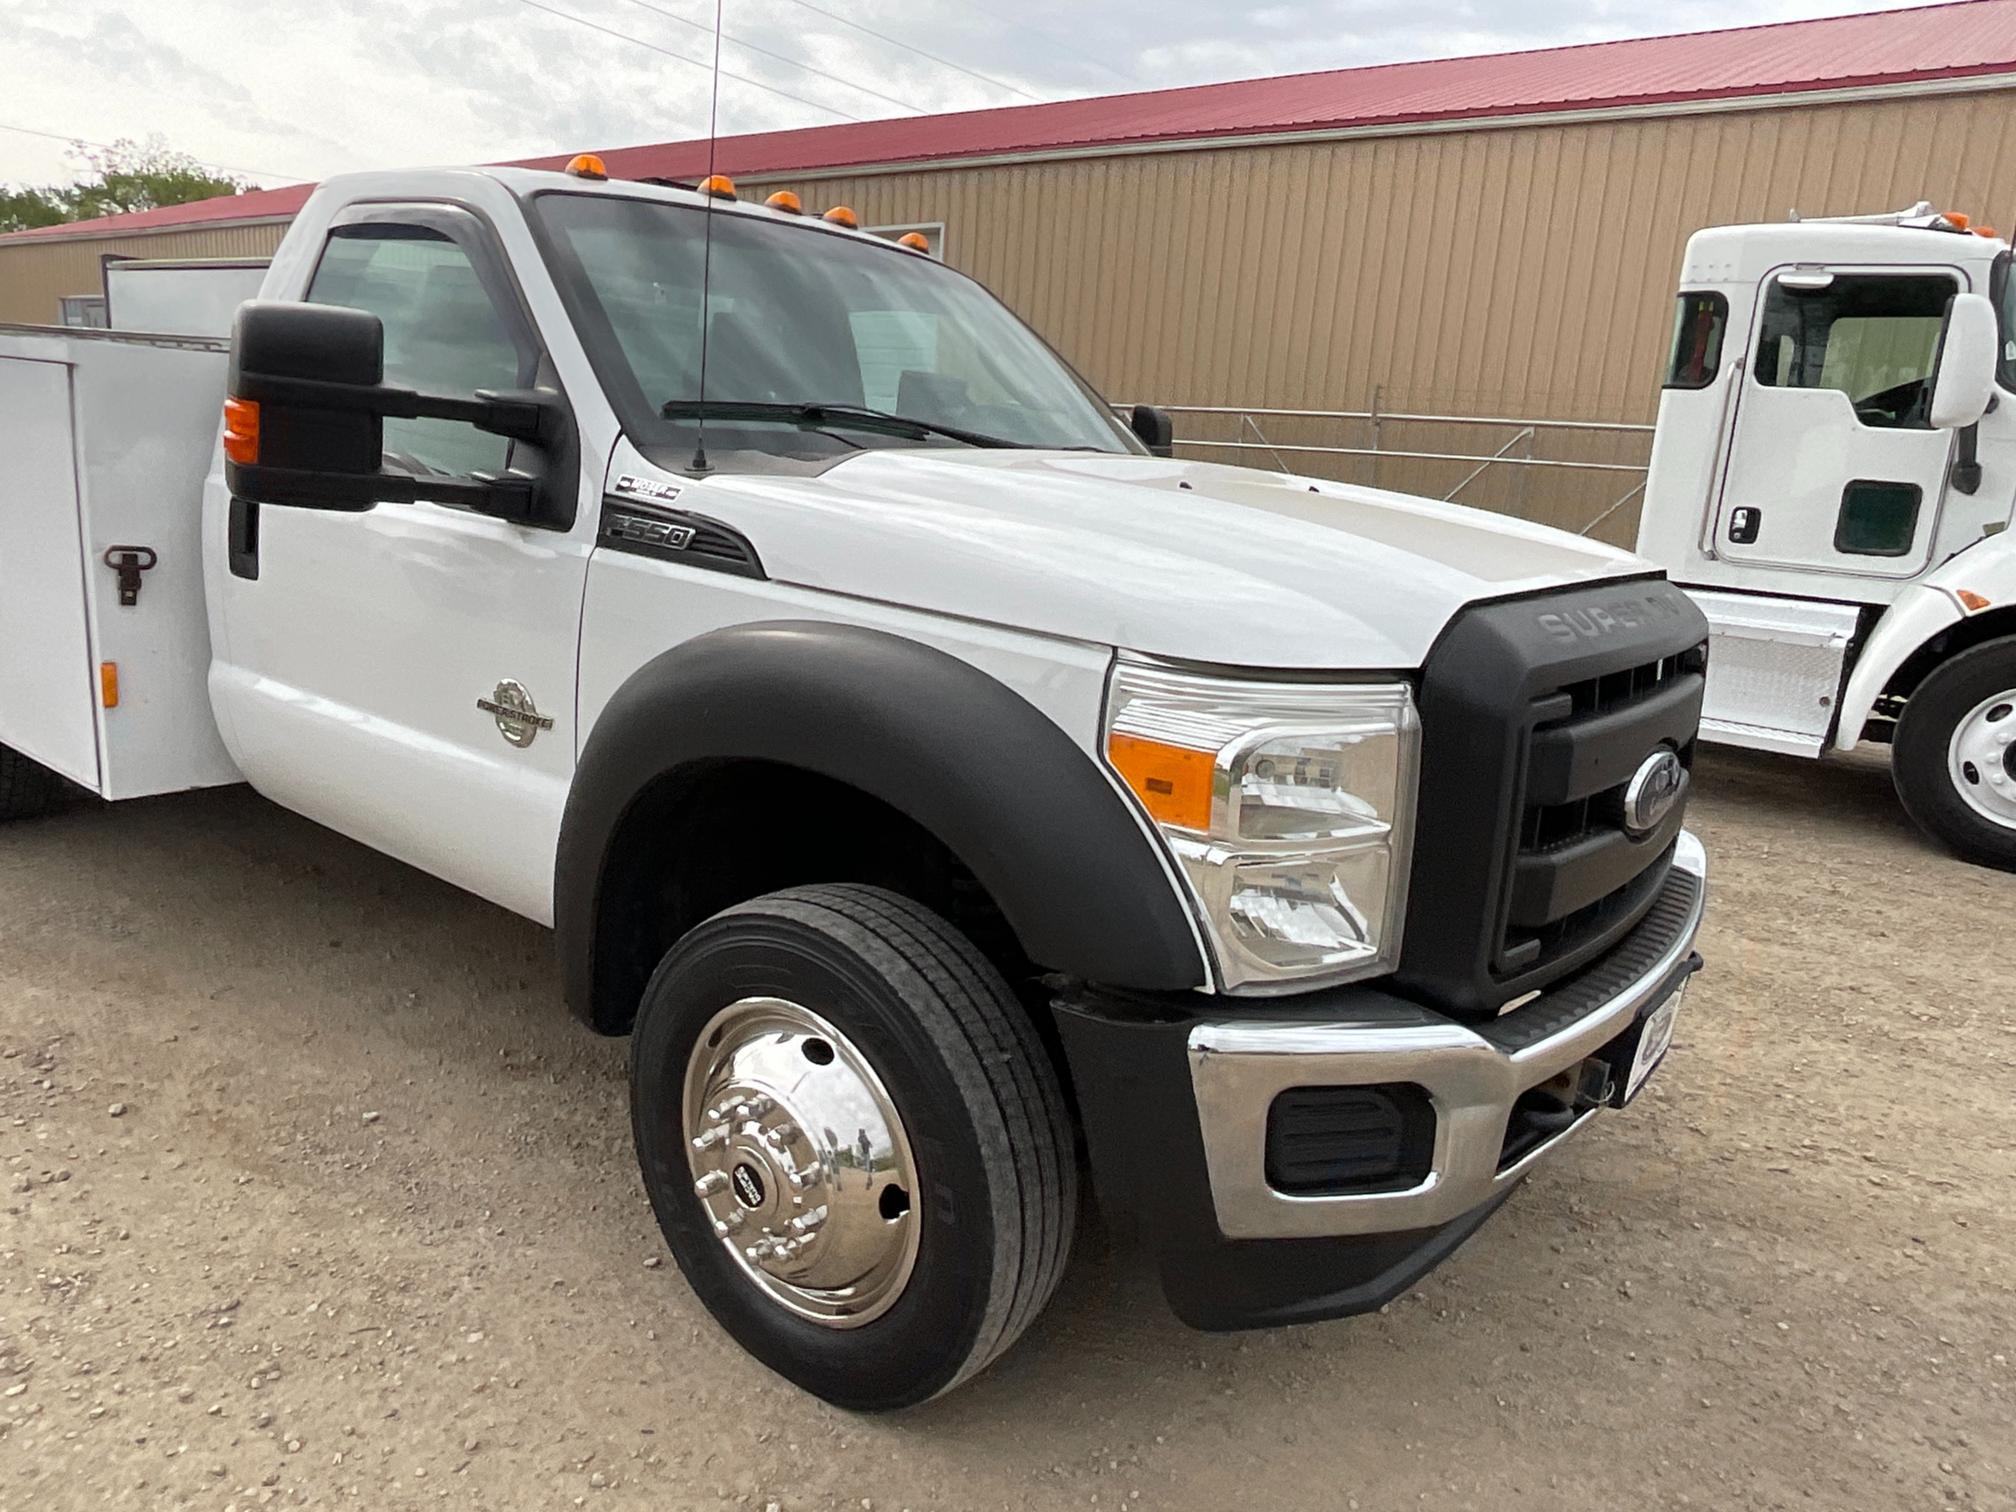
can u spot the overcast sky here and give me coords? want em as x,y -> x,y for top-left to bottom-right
0,0 -> 1957,189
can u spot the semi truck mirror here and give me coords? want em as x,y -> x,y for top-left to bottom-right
1928,292 -> 1998,432
1129,403 -> 1176,458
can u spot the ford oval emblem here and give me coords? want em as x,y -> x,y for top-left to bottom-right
1623,749 -> 1686,837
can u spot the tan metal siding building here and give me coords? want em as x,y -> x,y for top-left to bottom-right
6,5 -> 2013,540
0,220 -> 291,325
734,88 -> 2016,537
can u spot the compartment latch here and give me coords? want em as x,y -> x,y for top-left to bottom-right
102,545 -> 158,607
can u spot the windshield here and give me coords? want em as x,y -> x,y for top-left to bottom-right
531,191 -> 1139,461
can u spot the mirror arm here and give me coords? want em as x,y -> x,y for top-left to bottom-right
1952,393 -> 1996,497
235,374 -> 559,445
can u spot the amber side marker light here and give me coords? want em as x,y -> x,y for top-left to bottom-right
1958,590 -> 1993,612
821,205 -> 859,228
897,231 -> 931,252
698,174 -> 737,200
1107,732 -> 1214,832
100,662 -> 119,710
765,190 -> 803,213
566,153 -> 609,180
222,397 -> 260,465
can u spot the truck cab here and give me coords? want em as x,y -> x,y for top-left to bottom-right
1637,205 -> 2016,865
2,161 -> 1709,1408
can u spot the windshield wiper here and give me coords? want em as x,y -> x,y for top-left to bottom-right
659,398 -> 1027,449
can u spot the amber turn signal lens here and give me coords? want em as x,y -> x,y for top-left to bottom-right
100,662 -> 119,710
698,174 -> 737,199
1108,732 -> 1215,832
897,231 -> 930,252
765,189 -> 803,213
566,153 -> 609,180
222,396 -> 260,465
821,205 -> 859,228
1958,589 -> 1993,612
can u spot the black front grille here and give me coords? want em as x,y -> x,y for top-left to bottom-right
1395,577 -> 1708,1018
1502,642 -> 1705,976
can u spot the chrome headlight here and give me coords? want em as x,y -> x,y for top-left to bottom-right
1103,662 -> 1419,992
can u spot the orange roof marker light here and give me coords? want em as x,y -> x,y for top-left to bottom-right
1944,211 -> 1973,231
221,396 -> 260,465
764,190 -> 803,214
821,205 -> 859,228
698,174 -> 737,200
565,153 -> 609,180
897,231 -> 931,252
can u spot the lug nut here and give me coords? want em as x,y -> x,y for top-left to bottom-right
713,1212 -> 745,1236
691,1127 -> 727,1152
694,1171 -> 728,1197
787,1206 -> 827,1234
766,1121 -> 798,1144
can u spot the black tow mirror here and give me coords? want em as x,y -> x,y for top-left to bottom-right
1129,403 -> 1175,459
224,300 -> 566,523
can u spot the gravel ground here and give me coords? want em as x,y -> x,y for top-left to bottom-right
1,746 -> 2011,1511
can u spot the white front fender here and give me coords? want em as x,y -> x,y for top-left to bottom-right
1835,537 -> 2016,752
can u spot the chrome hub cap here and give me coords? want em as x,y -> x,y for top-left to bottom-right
683,997 -> 920,1328
1947,689 -> 2016,830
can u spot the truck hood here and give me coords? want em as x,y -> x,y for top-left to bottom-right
661,448 -> 1650,669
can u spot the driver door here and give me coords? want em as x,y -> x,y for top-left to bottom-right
1714,266 -> 1963,577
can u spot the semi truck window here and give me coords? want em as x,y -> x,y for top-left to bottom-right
1664,292 -> 1725,389
306,228 -> 526,479
1753,272 -> 1955,428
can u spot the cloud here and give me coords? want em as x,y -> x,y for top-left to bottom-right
0,0 -> 1956,189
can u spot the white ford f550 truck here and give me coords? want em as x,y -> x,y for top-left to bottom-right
1638,203 -> 2016,867
0,161 -> 1708,1409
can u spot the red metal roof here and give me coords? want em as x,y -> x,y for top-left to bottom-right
9,0 -> 2014,244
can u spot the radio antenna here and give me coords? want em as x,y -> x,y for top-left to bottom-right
689,0 -> 725,474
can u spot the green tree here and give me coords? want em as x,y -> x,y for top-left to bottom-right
0,138 -> 256,233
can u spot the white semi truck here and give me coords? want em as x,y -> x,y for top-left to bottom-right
0,159 -> 1709,1408
1639,203 -> 2016,867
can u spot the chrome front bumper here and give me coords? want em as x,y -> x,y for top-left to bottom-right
1187,830 -> 1707,1240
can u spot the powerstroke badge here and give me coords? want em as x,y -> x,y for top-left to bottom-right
612,472 -> 685,505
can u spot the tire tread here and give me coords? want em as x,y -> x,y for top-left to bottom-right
705,884 -> 1077,1400
0,745 -> 63,823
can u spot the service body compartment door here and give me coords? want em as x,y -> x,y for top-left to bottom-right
0,356 -> 100,789
1714,267 -> 1962,578
70,338 -> 242,799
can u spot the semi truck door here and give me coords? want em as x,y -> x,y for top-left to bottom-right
1714,268 -> 1962,577
209,205 -> 590,924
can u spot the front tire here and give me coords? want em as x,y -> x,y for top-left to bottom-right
0,744 -> 64,822
1892,636 -> 2016,870
630,884 -> 1076,1410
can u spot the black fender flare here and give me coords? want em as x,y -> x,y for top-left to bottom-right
555,621 -> 1207,1027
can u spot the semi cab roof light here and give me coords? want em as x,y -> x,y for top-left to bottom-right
822,205 -> 859,228
566,153 -> 609,180
897,231 -> 931,252
765,190 -> 803,213
698,174 -> 737,199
